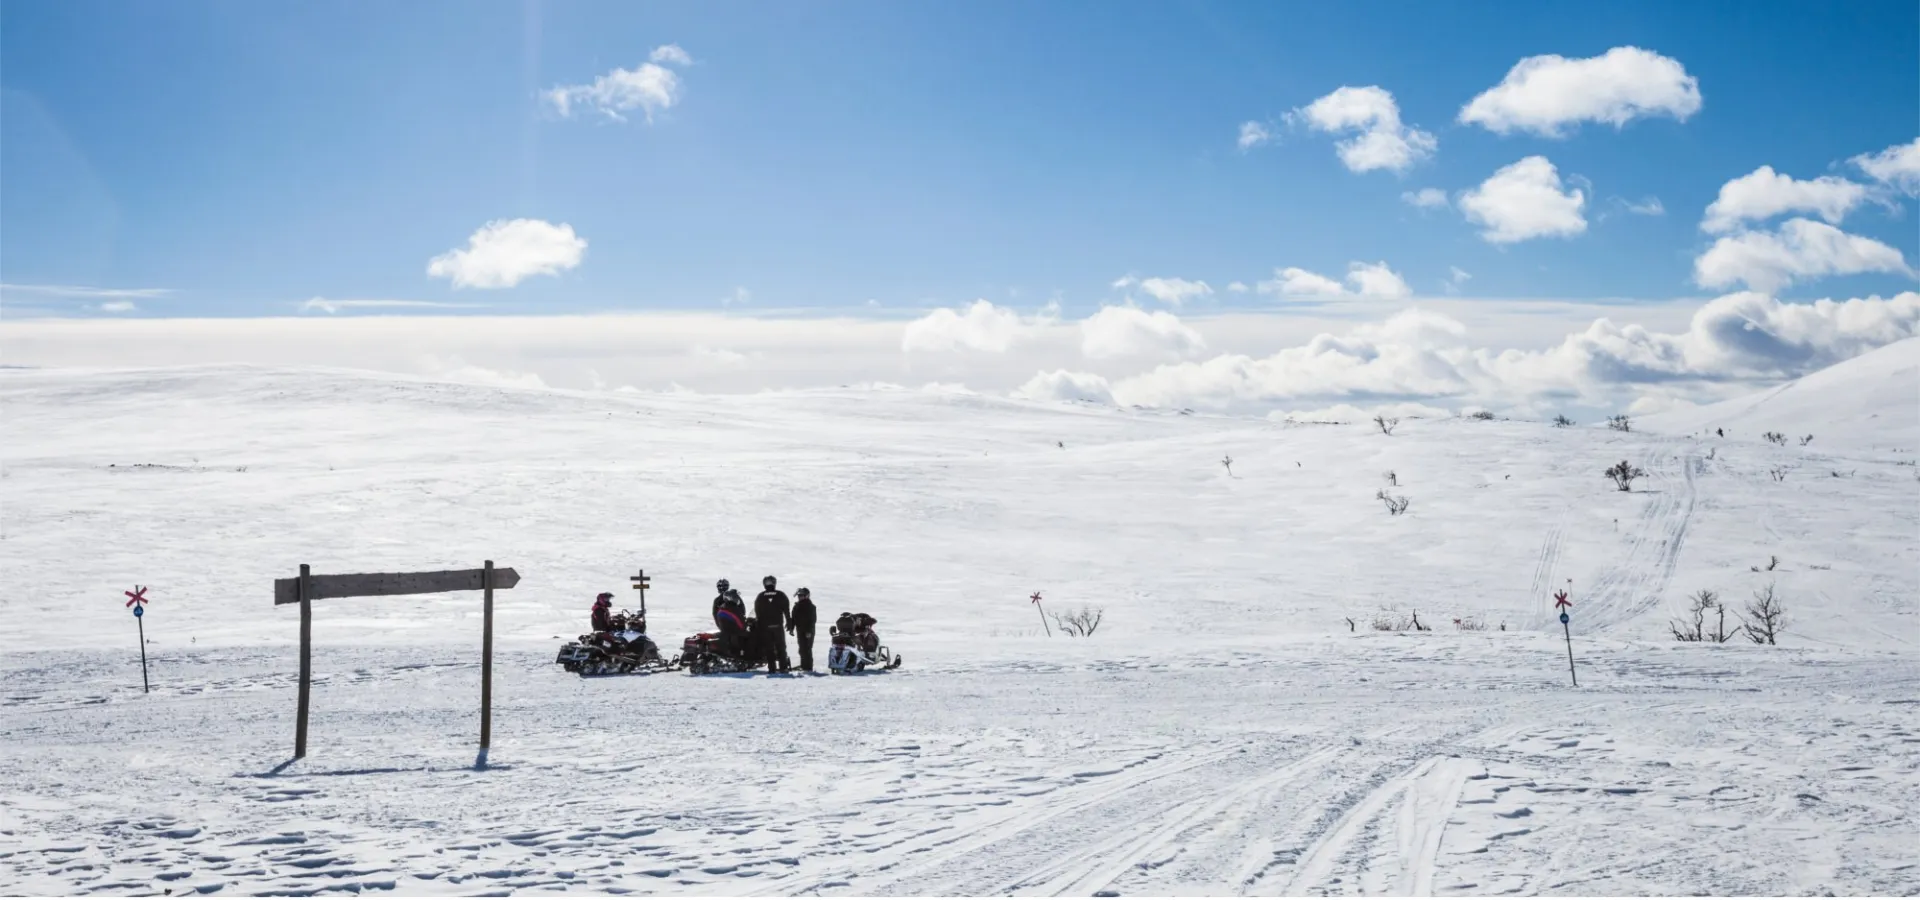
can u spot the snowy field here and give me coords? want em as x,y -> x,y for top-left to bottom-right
1,339 -> 1917,896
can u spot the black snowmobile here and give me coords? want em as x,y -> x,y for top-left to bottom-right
826,612 -> 903,674
681,616 -> 771,675
556,610 -> 680,675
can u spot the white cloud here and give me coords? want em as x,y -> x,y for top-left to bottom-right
417,355 -> 549,390
1078,305 -> 1207,359
301,298 -> 480,314
722,286 -> 751,307
0,283 -> 173,299
1458,46 -> 1702,137
1401,188 -> 1449,210
691,344 -> 751,366
1260,267 -> 1346,297
1693,218 -> 1913,293
1624,196 -> 1665,216
1288,86 -> 1436,174
96,301 -> 136,313
1445,266 -> 1472,294
1260,261 -> 1413,300
1237,120 -> 1273,151
1849,137 -> 1920,196
426,219 -> 587,289
1110,274 -> 1138,290
1227,281 -> 1250,293
1701,166 -> 1868,233
1135,277 -> 1213,307
649,44 -> 694,67
1105,291 -> 1920,414
901,300 -> 1039,353
1013,370 -> 1116,405
1458,156 -> 1586,244
544,45 -> 690,122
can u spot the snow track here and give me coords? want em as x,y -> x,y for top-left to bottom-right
1581,439 -> 1697,633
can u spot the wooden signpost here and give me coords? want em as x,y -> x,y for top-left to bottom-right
1555,581 -> 1577,687
631,569 -> 650,618
274,562 -> 520,760
125,586 -> 151,694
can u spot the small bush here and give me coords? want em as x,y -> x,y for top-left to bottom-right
1607,415 -> 1632,433
1799,434 -> 1813,447
1051,606 -> 1104,637
1742,583 -> 1786,645
1374,414 -> 1399,436
1605,460 -> 1647,491
1383,470 -> 1397,486
1769,466 -> 1791,482
1671,589 -> 1736,643
1763,431 -> 1786,445
1375,489 -> 1411,515
1467,410 -> 1496,421
1453,616 -> 1488,631
1552,414 -> 1575,428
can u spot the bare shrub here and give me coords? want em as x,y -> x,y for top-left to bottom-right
1384,470 -> 1398,486
1552,414 -> 1574,428
1605,460 -> 1646,491
1221,454 -> 1234,476
1763,431 -> 1786,445
1769,466 -> 1791,482
1607,415 -> 1632,432
1466,410 -> 1496,421
1410,609 -> 1430,632
1374,414 -> 1399,436
1371,614 -> 1404,632
1453,616 -> 1488,631
1799,434 -> 1813,447
1345,617 -> 1356,633
1671,589 -> 1733,642
1742,583 -> 1786,645
1375,489 -> 1411,515
1051,606 -> 1104,637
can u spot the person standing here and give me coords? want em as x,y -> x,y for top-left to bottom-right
754,575 -> 791,673
789,587 -> 818,672
712,579 -> 746,657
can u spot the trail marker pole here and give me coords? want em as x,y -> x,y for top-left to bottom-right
480,560 -> 494,756
125,586 -> 151,693
296,564 -> 311,758
1031,591 -> 1051,637
631,569 -> 651,619
1554,581 -> 1577,687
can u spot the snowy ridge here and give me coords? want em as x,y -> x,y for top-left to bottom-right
1638,335 -> 1920,453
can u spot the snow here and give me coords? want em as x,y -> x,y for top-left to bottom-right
1638,335 -> 1920,453
1,361 -> 1916,895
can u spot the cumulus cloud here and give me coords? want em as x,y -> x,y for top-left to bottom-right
427,219 -> 587,289
1013,370 -> 1116,405
1850,137 -> 1920,196
1079,305 -> 1207,359
1237,121 -> 1273,151
1459,46 -> 1702,137
1260,261 -> 1413,300
1288,86 -> 1437,174
1402,188 -> 1449,210
1446,266 -> 1472,294
1135,277 -> 1213,307
1104,291 -> 1920,414
1227,281 -> 1250,293
1701,166 -> 1868,233
1458,156 -> 1586,244
1693,218 -> 1913,293
544,45 -> 690,122
900,300 -> 1050,353
96,301 -> 137,313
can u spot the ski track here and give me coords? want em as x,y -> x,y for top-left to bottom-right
1583,439 -> 1697,634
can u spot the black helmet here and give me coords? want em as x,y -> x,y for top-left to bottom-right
763,575 -> 777,589
716,578 -> 730,592
596,592 -> 613,601
796,587 -> 810,598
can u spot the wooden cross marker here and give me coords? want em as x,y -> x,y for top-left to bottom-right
630,569 -> 650,616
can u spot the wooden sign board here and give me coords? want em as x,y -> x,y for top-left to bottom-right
274,567 -> 520,605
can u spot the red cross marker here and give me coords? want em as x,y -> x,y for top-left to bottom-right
1030,591 -> 1043,604
1553,590 -> 1571,609
125,586 -> 150,608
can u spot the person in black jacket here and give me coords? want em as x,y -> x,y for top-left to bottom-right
753,575 -> 791,673
591,592 -> 615,632
789,587 -> 818,672
712,579 -> 747,657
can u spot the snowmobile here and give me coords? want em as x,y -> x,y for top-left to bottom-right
681,617 -> 769,675
826,612 -> 902,674
556,610 -> 680,675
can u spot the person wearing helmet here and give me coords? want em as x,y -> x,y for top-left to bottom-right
712,579 -> 747,657
591,592 -> 615,633
753,575 -> 791,673
789,587 -> 818,672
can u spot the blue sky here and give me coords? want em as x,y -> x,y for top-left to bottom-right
2,0 -> 1917,320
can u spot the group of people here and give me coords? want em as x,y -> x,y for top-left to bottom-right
711,576 -> 817,673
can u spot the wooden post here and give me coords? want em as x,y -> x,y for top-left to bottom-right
295,563 -> 311,759
136,609 -> 150,694
480,560 -> 494,751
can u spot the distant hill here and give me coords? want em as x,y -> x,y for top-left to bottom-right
1639,337 -> 1920,454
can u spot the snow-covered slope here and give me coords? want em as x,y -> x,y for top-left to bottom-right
1639,336 -> 1920,453
1,365 -> 1916,896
